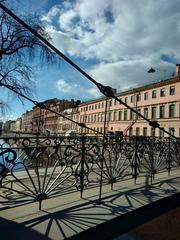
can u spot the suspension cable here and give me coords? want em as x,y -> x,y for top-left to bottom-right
0,3 -> 178,140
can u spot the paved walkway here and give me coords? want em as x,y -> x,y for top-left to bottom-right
0,170 -> 180,240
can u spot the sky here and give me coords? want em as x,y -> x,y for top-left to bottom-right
1,0 -> 180,121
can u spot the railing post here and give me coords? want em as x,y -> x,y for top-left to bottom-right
75,135 -> 86,198
81,135 -> 86,198
150,137 -> 156,185
167,136 -> 172,176
132,136 -> 139,184
150,142 -> 154,185
98,144 -> 105,203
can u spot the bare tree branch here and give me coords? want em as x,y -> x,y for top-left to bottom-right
0,10 -> 54,62
0,0 -> 56,114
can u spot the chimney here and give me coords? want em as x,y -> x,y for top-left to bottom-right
175,64 -> 180,76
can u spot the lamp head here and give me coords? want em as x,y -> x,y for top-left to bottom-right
148,68 -> 156,73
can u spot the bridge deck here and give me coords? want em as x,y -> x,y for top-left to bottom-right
0,169 -> 180,240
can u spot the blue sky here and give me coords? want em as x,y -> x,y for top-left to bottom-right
1,0 -> 180,121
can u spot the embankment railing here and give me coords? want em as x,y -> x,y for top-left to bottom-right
0,135 -> 180,210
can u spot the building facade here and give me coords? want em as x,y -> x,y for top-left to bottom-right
15,117 -> 22,132
57,108 -> 79,134
5,65 -> 180,137
3,120 -> 16,132
20,98 -> 81,134
21,110 -> 33,132
43,99 -> 80,134
79,73 -> 180,137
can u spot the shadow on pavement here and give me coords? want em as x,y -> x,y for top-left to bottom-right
0,217 -> 49,240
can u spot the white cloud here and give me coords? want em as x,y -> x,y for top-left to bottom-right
56,79 -> 100,98
59,9 -> 78,31
89,58 -> 174,91
42,0 -> 180,91
41,5 -> 60,23
56,79 -> 72,93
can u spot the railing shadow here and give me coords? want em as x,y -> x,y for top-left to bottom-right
0,216 -> 49,240
0,176 -> 178,239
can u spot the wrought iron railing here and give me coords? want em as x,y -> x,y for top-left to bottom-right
0,135 -> 180,210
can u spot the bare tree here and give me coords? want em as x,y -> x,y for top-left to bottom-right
0,10 -> 53,61
0,1 -> 54,113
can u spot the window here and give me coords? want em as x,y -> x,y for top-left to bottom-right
151,128 -> 155,137
97,114 -> 99,122
101,102 -> 104,108
160,88 -> 165,97
144,92 -> 148,100
130,95 -> 134,103
102,113 -> 105,122
169,104 -> 175,118
159,106 -> 165,118
98,113 -> 101,122
92,105 -> 94,110
169,127 -> 175,135
143,127 -> 147,136
109,112 -> 112,121
136,127 -> 140,136
109,100 -> 112,107
152,90 -> 157,98
144,108 -> 148,118
151,106 -> 156,119
124,110 -> 127,120
137,108 -> 141,119
111,112 -> 114,121
130,110 -> 134,120
124,97 -> 128,104
159,128 -> 164,137
95,104 -> 97,109
89,106 -> 91,111
91,115 -> 93,122
170,86 -> 175,95
118,111 -> 122,120
129,127 -> 133,136
99,114 -> 101,122
98,103 -> 100,109
137,94 -> 141,102
114,111 -> 117,121
114,99 -> 117,105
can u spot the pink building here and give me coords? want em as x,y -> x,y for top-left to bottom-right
78,66 -> 180,137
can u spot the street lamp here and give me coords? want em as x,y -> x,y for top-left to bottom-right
147,67 -> 156,73
147,67 -> 170,79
